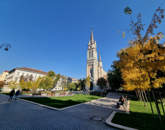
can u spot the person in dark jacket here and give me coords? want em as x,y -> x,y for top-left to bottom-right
116,95 -> 125,108
15,90 -> 20,100
8,89 -> 15,101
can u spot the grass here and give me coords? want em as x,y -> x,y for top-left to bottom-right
21,94 -> 101,108
112,100 -> 165,130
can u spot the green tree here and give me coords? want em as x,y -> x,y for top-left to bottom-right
29,78 -> 42,94
68,83 -> 76,91
39,76 -> 54,90
97,77 -> 107,90
78,79 -> 86,91
47,70 -> 56,78
107,63 -> 123,91
19,80 -> 27,90
8,81 -> 18,89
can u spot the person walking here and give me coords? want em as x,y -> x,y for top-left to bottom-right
15,90 -> 20,100
8,89 -> 15,101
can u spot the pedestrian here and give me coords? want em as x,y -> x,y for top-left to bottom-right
15,90 -> 20,100
8,89 -> 15,101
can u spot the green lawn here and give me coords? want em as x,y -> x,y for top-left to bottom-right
112,100 -> 165,130
22,94 -> 101,108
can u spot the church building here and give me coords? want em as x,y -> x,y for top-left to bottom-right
86,31 -> 107,85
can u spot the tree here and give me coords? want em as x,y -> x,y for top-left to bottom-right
117,35 -> 165,118
8,81 -> 18,89
78,79 -> 86,91
20,78 -> 42,94
53,74 -> 60,87
85,76 -> 90,90
107,63 -> 123,91
68,83 -> 76,91
39,76 -> 54,90
97,77 -> 107,90
0,81 -> 4,91
47,70 -> 56,78
19,80 -> 27,90
29,78 -> 42,94
116,7 -> 165,120
0,81 -> 4,88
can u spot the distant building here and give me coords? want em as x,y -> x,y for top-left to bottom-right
52,76 -> 78,91
0,71 -> 9,82
86,31 -> 107,84
6,67 -> 47,83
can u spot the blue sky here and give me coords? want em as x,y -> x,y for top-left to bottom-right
0,0 -> 165,78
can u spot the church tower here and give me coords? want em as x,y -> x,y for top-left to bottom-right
86,31 -> 107,85
86,31 -> 98,84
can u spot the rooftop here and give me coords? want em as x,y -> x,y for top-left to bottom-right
9,67 -> 48,75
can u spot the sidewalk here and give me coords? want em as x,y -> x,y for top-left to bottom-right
0,94 -> 117,130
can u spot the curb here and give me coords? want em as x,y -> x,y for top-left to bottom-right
105,111 -> 138,130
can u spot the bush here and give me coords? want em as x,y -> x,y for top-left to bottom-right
90,91 -> 106,97
32,91 -> 41,96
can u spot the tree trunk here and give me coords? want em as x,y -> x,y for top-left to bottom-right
147,90 -> 154,115
151,90 -> 162,121
143,90 -> 148,103
140,89 -> 146,107
158,92 -> 165,116
138,89 -> 142,101
135,90 -> 139,99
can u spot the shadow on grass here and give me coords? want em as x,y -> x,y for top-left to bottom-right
112,112 -> 165,130
22,97 -> 92,108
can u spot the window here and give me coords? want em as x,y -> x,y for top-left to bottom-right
89,51 -> 93,58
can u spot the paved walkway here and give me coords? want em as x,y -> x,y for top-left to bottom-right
0,94 -> 118,130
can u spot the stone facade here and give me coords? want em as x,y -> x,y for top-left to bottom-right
86,32 -> 107,84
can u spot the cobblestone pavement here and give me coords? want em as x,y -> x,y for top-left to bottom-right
0,94 -> 118,130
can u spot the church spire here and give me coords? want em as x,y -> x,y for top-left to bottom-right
99,50 -> 102,62
90,31 -> 94,42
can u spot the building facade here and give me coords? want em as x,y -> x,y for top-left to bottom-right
86,32 -> 107,84
6,67 -> 48,83
0,71 -> 9,82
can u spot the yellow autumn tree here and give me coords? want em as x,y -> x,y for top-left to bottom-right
116,6 -> 165,120
118,34 -> 165,88
116,33 -> 165,119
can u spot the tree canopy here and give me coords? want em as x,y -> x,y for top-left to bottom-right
97,77 -> 107,90
117,34 -> 165,91
107,64 -> 123,91
47,71 -> 56,78
39,76 -> 54,90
